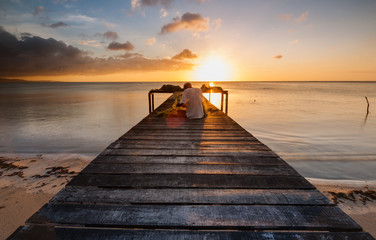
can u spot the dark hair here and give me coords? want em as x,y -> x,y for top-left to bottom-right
183,82 -> 192,89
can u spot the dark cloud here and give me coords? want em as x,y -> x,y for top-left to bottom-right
0,27 -> 88,76
160,12 -> 209,34
103,31 -> 119,40
0,28 -> 194,77
49,21 -> 69,28
119,52 -> 144,58
95,31 -> 119,40
107,41 -> 134,51
273,54 -> 283,59
172,49 -> 197,60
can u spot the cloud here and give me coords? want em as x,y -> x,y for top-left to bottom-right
132,0 -> 174,10
95,31 -> 119,40
48,21 -> 69,28
273,54 -> 283,59
0,28 -> 89,76
119,52 -> 144,58
277,11 -> 309,23
160,12 -> 209,34
146,37 -> 156,46
79,40 -> 101,47
289,39 -> 299,44
276,14 -> 292,21
160,8 -> 168,17
53,0 -> 68,4
65,13 -> 97,23
172,49 -> 197,60
193,0 -> 207,3
0,28 -> 194,77
295,11 -> 309,23
107,41 -> 134,51
213,18 -> 222,30
33,6 -> 45,16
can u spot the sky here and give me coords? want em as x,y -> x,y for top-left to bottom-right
0,0 -> 375,82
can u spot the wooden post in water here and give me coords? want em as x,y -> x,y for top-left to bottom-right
365,96 -> 370,114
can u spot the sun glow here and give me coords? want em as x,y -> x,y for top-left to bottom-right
193,56 -> 232,82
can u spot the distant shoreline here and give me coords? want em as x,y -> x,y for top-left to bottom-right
1,78 -> 376,83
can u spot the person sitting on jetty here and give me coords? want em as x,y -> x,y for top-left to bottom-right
177,82 -> 205,119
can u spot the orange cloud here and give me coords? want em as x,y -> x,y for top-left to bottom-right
273,54 -> 283,59
172,49 -> 197,60
146,37 -> 156,46
160,12 -> 209,34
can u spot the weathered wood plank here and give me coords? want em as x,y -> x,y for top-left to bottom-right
120,134 -> 257,141
130,126 -> 245,131
101,148 -> 277,156
27,204 -> 361,231
140,115 -> 237,122
81,163 -> 299,175
11,226 -> 375,240
107,142 -> 271,150
67,174 -> 314,189
92,155 -> 285,165
113,139 -> 260,144
51,187 -> 332,205
123,129 -> 255,135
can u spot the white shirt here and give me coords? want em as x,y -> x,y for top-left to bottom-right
180,88 -> 204,119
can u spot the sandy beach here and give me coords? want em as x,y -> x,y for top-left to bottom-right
1,155 -> 375,239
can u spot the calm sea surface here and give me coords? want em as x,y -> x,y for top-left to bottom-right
1,81 -> 375,180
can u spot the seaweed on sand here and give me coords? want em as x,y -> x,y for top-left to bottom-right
328,190 -> 376,205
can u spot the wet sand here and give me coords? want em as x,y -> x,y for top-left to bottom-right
0,155 -> 375,239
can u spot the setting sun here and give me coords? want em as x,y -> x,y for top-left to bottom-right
193,56 -> 232,82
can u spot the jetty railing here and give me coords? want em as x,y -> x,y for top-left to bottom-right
148,88 -> 228,114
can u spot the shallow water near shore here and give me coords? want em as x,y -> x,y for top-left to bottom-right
0,81 -> 375,181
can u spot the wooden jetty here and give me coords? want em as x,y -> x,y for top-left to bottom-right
9,92 -> 375,239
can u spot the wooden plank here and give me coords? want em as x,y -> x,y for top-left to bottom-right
27,204 -> 361,231
113,139 -> 261,144
119,135 -> 257,141
123,129 -> 255,136
11,226 -> 375,240
92,155 -> 286,165
51,187 -> 332,205
67,174 -> 314,189
101,148 -> 277,157
139,119 -> 238,125
134,123 -> 243,128
130,126 -> 245,131
107,142 -> 271,151
123,131 -> 255,138
81,163 -> 299,175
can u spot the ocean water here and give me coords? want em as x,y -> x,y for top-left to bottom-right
1,81 -> 375,180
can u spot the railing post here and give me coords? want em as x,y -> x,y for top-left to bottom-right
148,92 -> 151,113
152,93 -> 155,112
225,91 -> 228,115
221,92 -> 224,111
